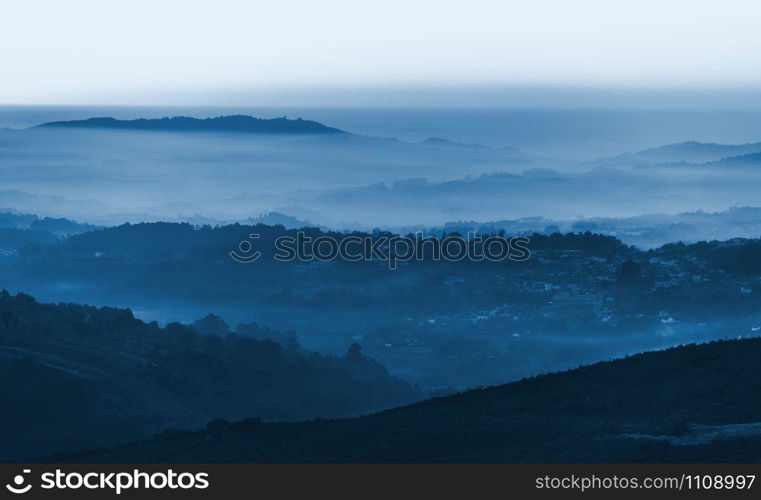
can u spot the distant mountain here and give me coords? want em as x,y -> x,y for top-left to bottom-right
0,211 -> 100,251
0,190 -> 111,221
241,211 -> 312,229
592,140 -> 761,167
633,141 -> 761,163
706,152 -> 761,168
34,115 -> 346,135
53,336 -> 761,462
419,136 -> 530,157
418,206 -> 761,249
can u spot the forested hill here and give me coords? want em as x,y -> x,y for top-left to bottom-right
54,336 -> 761,463
7,221 -> 761,390
34,115 -> 346,135
0,291 -> 420,461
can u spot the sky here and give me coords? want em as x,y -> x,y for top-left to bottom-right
2,0 -> 760,106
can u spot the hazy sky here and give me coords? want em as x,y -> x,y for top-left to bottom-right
2,0 -> 760,105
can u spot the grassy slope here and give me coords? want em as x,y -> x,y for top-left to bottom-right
52,337 -> 761,463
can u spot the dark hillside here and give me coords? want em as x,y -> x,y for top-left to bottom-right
53,337 -> 761,462
0,291 -> 420,460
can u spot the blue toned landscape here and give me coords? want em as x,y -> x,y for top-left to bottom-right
3,106 -> 761,462
4,0 -> 761,466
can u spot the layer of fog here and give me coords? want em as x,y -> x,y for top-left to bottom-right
3,128 -> 761,236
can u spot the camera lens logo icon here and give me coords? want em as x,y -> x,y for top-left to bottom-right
6,469 -> 32,494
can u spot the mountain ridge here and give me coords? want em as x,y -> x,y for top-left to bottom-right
34,115 -> 347,135
0,290 -> 420,460
45,335 -> 761,462
590,139 -> 761,167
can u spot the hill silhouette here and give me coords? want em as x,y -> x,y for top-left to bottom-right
34,115 -> 346,135
10,221 -> 761,390
707,152 -> 761,168
0,291 -> 420,460
632,140 -> 761,163
50,336 -> 761,462
591,140 -> 761,167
